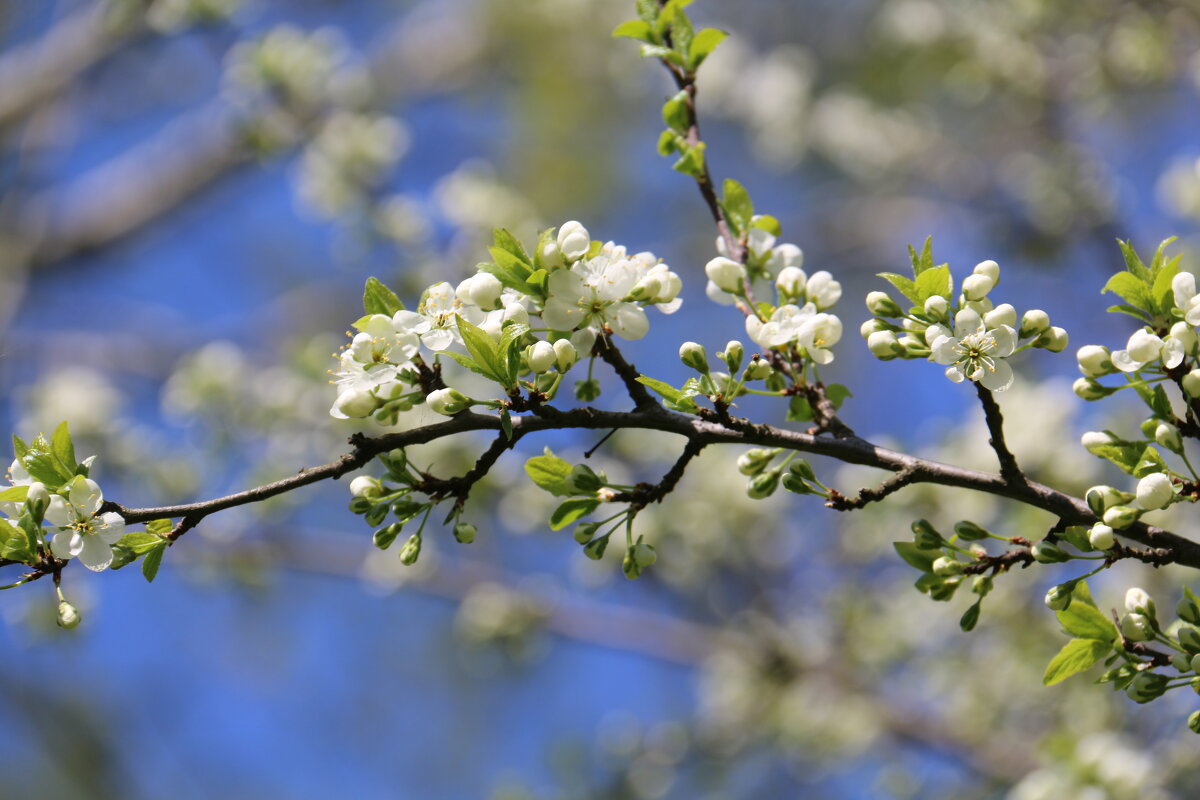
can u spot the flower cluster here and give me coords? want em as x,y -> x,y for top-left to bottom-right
862,251 -> 1066,392
703,221 -> 845,366
330,221 -> 682,420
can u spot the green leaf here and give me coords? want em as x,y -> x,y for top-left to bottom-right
893,541 -> 938,573
1106,304 -> 1151,322
479,261 -> 538,297
960,600 -> 982,632
1118,239 -> 1152,281
825,384 -> 852,409
362,277 -> 404,316
499,407 -> 513,441
1150,237 -> 1177,274
636,376 -> 700,413
21,452 -> 71,488
456,316 -> 503,383
687,27 -> 727,69
525,448 -> 574,495
909,236 -> 936,276
914,265 -> 952,304
786,395 -> 813,422
1133,382 -> 1174,420
1101,271 -> 1152,311
550,498 -> 600,531
662,90 -> 689,133
109,545 -> 136,571
117,532 -> 166,554
441,351 -> 495,381
613,19 -> 654,42
11,435 -> 28,461
50,422 -> 76,475
671,141 -> 706,176
0,517 -> 33,563
669,12 -> 694,61
145,518 -> 174,536
635,0 -> 658,23
657,129 -> 681,156
142,543 -> 166,583
1087,441 -> 1145,475
750,214 -> 781,237
1151,254 -> 1181,315
1043,638 -> 1111,686
1132,445 -> 1168,478
877,272 -> 920,305
0,486 -> 28,504
1056,589 -> 1118,641
492,228 -> 531,266
641,43 -> 684,66
721,178 -> 753,236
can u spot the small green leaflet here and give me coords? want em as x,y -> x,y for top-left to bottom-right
50,422 -> 76,476
635,376 -> 700,413
721,178 -> 752,236
142,543 -> 167,583
550,498 -> 599,530
877,272 -> 920,305
116,531 -> 166,555
893,541 -> 938,573
1055,581 -> 1117,641
1043,638 -> 1111,686
913,265 -> 951,304
362,277 -> 404,316
525,448 -> 575,496
0,517 -> 34,563
612,19 -> 654,42
959,600 -> 982,632
687,28 -> 727,70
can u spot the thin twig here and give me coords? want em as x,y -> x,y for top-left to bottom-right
975,383 -> 1025,484
594,334 -> 660,411
826,465 -> 920,510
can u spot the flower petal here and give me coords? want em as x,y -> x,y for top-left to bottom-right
44,496 -> 75,528
69,477 -> 103,517
609,305 -> 649,340
76,536 -> 114,572
979,359 -> 1014,392
95,512 -> 126,544
50,532 -> 80,560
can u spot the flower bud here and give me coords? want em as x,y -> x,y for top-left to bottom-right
1080,431 -> 1115,454
780,473 -> 812,495
573,522 -> 600,545
1076,345 -> 1113,377
348,496 -> 373,514
1174,652 -> 1192,672
1125,587 -> 1157,620
426,387 -> 470,415
775,266 -> 807,298
747,469 -> 781,499
525,340 -> 557,374
502,303 -> 530,328
583,535 -> 609,560
1073,377 -> 1109,401
1153,423 -> 1183,455
912,525 -> 943,550
932,556 -> 963,576
972,575 -> 993,596
984,303 -> 1017,329
1121,612 -> 1154,641
923,295 -> 948,320
1190,711 -> 1200,734
860,318 -> 888,338
349,476 -> 384,499
721,340 -> 744,373
1019,309 -> 1050,338
1179,626 -> 1200,653
973,259 -> 1000,284
705,257 -> 746,294
1184,369 -> 1200,399
1193,654 -> 1200,674
961,273 -> 994,301
867,330 -> 903,359
56,600 -> 82,630
1103,504 -> 1140,529
743,358 -> 772,380
1126,670 -> 1168,703
865,291 -> 903,317
789,459 -> 816,481
456,272 -> 503,310
453,522 -> 477,544
1086,484 -> 1132,514
1032,326 -> 1069,352
953,521 -> 989,541
1172,320 -> 1198,354
398,534 -> 421,565
1136,472 -> 1174,510
553,338 -> 577,371
25,481 -> 49,517
557,220 -> 590,260
373,522 -> 403,549
678,341 -> 709,373
540,239 -> 563,270
1032,541 -> 1069,563
333,387 -> 378,418
1045,584 -> 1073,611
737,448 -> 778,476
1088,523 -> 1115,550
1179,593 -> 1200,626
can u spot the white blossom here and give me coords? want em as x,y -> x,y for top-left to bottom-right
542,249 -> 650,339
1111,328 -> 1181,372
930,309 -> 1018,391
393,282 -> 484,352
556,220 -> 591,261
46,477 -> 126,572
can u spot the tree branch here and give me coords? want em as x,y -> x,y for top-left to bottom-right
594,334 -> 660,411
975,383 -> 1025,484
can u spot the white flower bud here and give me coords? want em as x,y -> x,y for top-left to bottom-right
1019,309 -> 1050,338
737,448 -> 778,475
1184,369 -> 1200,398
923,295 -> 948,319
1089,524 -> 1115,550
1045,585 -> 1072,611
973,259 -> 1000,284
679,341 -> 709,372
503,302 -> 530,327
984,303 -> 1017,329
26,481 -> 49,508
57,600 -> 82,630
1080,431 -> 1115,453
456,272 -> 503,310
867,330 -> 903,359
743,359 -> 772,380
1086,485 -> 1133,515
775,266 -> 807,298
540,239 -> 563,270
961,273 -> 994,301
932,556 -> 963,576
556,220 -> 590,260
349,476 -> 383,498
453,522 -> 477,544
1136,472 -> 1174,510
1156,422 -> 1183,453
1126,587 -> 1157,619
860,319 -> 888,338
1043,326 -> 1069,352
526,340 -> 556,373
1073,377 -> 1108,401
426,387 -> 470,415
1125,329 -> 1163,363
1103,504 -> 1140,529
705,257 -> 746,294
332,387 -> 377,419
806,271 -> 842,309
722,340 -> 744,372
1171,320 -> 1199,354
1076,345 -> 1113,377
1120,612 -> 1153,642
865,291 -> 902,317
553,338 -> 577,371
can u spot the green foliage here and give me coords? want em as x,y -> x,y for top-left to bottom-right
362,277 -> 404,316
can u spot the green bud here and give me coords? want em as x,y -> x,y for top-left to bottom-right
1126,670 -> 1168,703
743,358 -> 772,381
679,341 -> 709,373
1156,422 -> 1184,453
1031,541 -> 1069,564
1121,613 -> 1154,642
911,519 -> 940,541
865,291 -> 903,317
573,522 -> 601,545
789,459 -> 816,481
373,523 -> 403,550
953,521 -> 989,541
1189,711 -> 1200,734
972,575 -> 993,596
364,503 -> 389,527
1173,652 -> 1192,672
1103,504 -> 1140,530
1073,377 -> 1110,401
399,534 -> 421,566
721,340 -> 744,373
1192,654 -> 1200,674
566,464 -> 604,493
1086,485 -> 1133,515
1179,626 -> 1200,653
583,535 -> 609,561
932,556 -> 963,576
453,522 -> 477,544
1140,417 -> 1159,439
913,526 -> 943,550
1178,592 -> 1200,626
736,448 -> 778,476
1044,584 -> 1072,611
929,576 -> 962,601
56,600 -> 82,630
349,496 -> 373,515
780,473 -> 813,495
575,378 -> 601,402
747,469 -> 781,499
1125,587 -> 1157,621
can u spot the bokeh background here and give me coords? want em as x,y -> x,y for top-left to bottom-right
4,0 -> 1200,797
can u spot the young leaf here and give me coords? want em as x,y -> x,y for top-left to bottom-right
662,90 -> 689,133
492,228 -> 531,266
893,541 -> 938,573
145,518 -> 174,536
50,422 -> 76,475
909,237 -> 936,276
914,265 -> 952,304
550,498 -> 600,531
635,0 -> 658,23
456,317 -> 503,382
1118,240 -> 1151,281
750,214 -> 781,237
613,19 -> 654,41
0,517 -> 33,563
1101,271 -> 1152,311
11,435 -> 28,461
117,531 -> 167,554
363,277 -> 404,316
525,448 -> 574,495
1043,638 -> 1111,686
721,178 -> 753,236
688,28 -> 727,69
877,272 -> 920,305
1132,445 -> 1168,479
0,486 -> 28,504
142,543 -> 166,583
1057,596 -> 1118,641
499,407 -> 514,441
824,384 -> 852,409
786,395 -> 813,422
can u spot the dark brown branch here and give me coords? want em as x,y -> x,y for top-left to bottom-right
975,383 -> 1024,484
826,465 -> 920,510
611,438 -> 707,508
595,334 -> 660,411
415,431 -> 522,505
